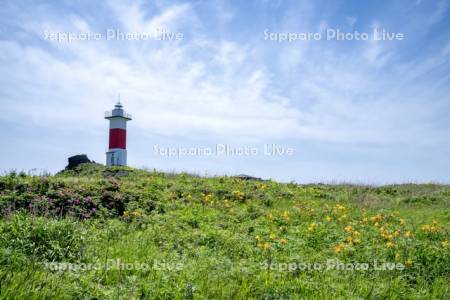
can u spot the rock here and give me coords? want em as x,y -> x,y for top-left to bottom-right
65,154 -> 92,170
234,174 -> 264,181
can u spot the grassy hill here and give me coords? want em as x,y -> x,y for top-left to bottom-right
0,164 -> 449,299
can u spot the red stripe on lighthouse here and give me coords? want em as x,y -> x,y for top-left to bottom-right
109,128 -> 126,149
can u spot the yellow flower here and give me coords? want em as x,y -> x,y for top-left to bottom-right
268,213 -> 273,221
255,235 -> 261,242
308,222 -> 317,232
371,214 -> 382,223
334,243 -> 345,254
345,225 -> 353,233
374,222 -> 380,227
132,210 -> 143,217
334,204 -> 346,212
280,238 -> 288,244
404,231 -> 412,238
263,242 -> 271,251
395,252 -> 401,261
404,260 -> 413,268
346,236 -> 353,244
325,216 -> 332,222
269,233 -> 276,241
232,190 -> 245,200
442,240 -> 449,248
422,224 -> 430,232
353,238 -> 361,245
399,219 -> 405,226
394,230 -> 401,237
386,242 -> 394,249
282,210 -> 290,221
353,230 -> 361,237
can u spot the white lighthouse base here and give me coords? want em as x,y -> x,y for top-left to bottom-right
106,149 -> 127,166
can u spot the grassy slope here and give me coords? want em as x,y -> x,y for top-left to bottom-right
0,164 -> 449,299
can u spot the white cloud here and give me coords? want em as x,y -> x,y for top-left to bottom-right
1,0 -> 449,182
0,0 -> 448,149
0,1 -> 303,142
108,0 -> 195,33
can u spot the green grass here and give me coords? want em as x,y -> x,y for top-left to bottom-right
0,164 -> 449,299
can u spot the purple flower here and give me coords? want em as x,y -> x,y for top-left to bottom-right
91,208 -> 96,213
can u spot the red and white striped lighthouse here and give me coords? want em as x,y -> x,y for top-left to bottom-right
105,101 -> 132,166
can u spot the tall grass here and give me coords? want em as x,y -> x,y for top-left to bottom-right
0,164 -> 448,299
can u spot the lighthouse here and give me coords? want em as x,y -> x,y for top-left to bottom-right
105,101 -> 132,166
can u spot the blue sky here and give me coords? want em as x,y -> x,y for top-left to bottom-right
0,0 -> 449,184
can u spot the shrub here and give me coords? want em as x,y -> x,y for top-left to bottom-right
0,214 -> 85,262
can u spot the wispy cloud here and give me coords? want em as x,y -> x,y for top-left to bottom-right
0,0 -> 449,182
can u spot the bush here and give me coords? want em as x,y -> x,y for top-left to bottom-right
0,214 -> 85,262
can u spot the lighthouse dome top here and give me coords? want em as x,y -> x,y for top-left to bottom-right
114,101 -> 123,109
105,102 -> 132,120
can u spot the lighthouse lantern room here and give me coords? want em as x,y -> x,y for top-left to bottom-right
105,101 -> 132,166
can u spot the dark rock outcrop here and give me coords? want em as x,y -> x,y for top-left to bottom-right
234,174 -> 264,181
65,154 -> 92,170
